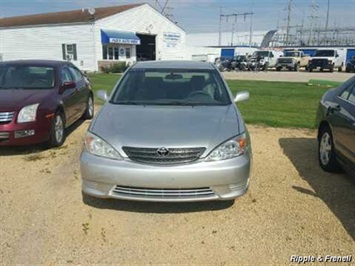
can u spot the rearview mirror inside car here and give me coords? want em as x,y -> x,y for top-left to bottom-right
234,91 -> 250,103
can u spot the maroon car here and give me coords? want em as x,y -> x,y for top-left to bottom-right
0,60 -> 94,147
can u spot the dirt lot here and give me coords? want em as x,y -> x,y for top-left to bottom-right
1,118 -> 354,264
222,70 -> 354,82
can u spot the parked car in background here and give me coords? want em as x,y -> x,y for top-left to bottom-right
345,56 -> 355,73
231,55 -> 248,71
81,61 -> 252,202
276,50 -> 311,71
0,60 -> 94,147
308,49 -> 345,72
248,50 -> 283,71
316,76 -> 355,175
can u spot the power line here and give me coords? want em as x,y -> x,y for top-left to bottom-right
219,9 -> 254,46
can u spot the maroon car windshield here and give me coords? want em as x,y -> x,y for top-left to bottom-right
0,65 -> 55,89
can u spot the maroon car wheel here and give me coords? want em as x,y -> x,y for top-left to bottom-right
49,112 -> 65,147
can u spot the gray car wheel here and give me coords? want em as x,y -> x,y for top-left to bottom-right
318,127 -> 340,172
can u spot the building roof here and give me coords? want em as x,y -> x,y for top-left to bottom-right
0,4 -> 143,28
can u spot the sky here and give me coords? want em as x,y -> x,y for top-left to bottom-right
0,0 -> 354,33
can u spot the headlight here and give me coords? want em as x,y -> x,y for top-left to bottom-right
85,131 -> 123,160
328,60 -> 332,64
17,103 -> 39,123
206,134 -> 247,162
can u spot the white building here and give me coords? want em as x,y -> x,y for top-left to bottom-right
0,4 -> 186,71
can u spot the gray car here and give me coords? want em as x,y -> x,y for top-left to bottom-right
80,61 -> 252,202
316,75 -> 355,175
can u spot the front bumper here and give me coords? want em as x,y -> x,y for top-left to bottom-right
0,112 -> 52,146
308,63 -> 333,70
276,63 -> 294,68
80,150 -> 251,202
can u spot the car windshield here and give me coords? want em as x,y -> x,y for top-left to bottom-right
284,51 -> 299,57
252,51 -> 269,58
314,50 -> 335,57
110,68 -> 231,106
0,64 -> 55,89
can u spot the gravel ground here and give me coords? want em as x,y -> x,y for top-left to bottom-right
222,70 -> 354,82
0,119 -> 354,264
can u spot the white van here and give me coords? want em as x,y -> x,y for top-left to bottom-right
308,49 -> 346,72
249,50 -> 283,70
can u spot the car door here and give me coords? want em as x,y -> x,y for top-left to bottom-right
330,79 -> 355,165
68,65 -> 88,119
60,67 -> 77,126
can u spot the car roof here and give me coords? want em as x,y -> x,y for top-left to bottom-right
0,60 -> 69,66
131,60 -> 216,70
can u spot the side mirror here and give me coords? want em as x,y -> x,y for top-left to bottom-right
62,81 -> 76,90
234,91 -> 250,103
97,90 -> 108,101
336,54 -> 339,57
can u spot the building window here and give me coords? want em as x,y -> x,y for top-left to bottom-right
62,44 -> 77,61
125,47 -> 131,59
102,44 -> 119,60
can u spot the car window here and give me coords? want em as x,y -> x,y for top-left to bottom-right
347,87 -> 355,105
111,68 -> 231,106
68,66 -> 83,82
61,68 -> 73,83
339,80 -> 355,102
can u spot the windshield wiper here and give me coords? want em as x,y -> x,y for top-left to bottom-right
114,101 -> 139,105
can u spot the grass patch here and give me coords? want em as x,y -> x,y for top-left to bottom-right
88,73 -> 334,129
307,79 -> 342,87
229,80 -> 330,128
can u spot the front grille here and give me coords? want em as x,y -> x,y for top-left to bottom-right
112,186 -> 215,199
278,58 -> 293,64
0,112 -> 14,124
311,59 -> 328,66
122,146 -> 206,165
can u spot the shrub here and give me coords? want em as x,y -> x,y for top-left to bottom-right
100,62 -> 128,73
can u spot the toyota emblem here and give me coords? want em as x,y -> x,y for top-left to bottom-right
157,147 -> 170,157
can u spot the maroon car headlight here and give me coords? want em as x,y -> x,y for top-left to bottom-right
17,103 -> 39,123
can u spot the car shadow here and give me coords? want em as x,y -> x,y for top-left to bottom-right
0,118 -> 86,156
82,193 -> 234,214
279,138 -> 355,241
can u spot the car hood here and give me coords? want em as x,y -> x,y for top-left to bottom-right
90,104 -> 242,157
0,89 -> 52,111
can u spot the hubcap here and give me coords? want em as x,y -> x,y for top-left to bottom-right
88,97 -> 94,116
320,132 -> 332,165
54,115 -> 64,143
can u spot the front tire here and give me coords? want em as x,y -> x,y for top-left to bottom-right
49,112 -> 66,147
318,126 -> 340,172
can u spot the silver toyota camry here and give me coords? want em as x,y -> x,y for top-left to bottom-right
80,61 -> 252,202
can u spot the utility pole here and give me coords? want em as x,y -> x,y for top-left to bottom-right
219,7 -> 222,46
325,0 -> 330,30
285,0 -> 292,46
219,10 -> 254,47
249,1 -> 254,47
308,0 -> 318,45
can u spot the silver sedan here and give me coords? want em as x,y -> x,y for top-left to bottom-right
80,61 -> 252,202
